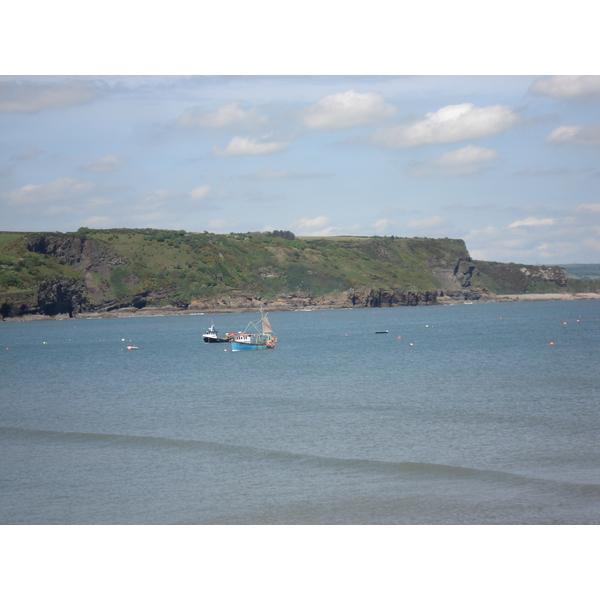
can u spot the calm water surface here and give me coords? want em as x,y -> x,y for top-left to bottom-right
1,300 -> 599,524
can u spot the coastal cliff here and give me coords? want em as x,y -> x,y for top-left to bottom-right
1,228 -> 594,319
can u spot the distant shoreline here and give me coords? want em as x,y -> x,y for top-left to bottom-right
481,292 -> 600,303
2,292 -> 600,322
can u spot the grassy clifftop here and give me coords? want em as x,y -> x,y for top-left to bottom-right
1,228 -> 471,308
1,227 -> 595,317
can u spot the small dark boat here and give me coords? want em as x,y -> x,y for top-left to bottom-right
202,323 -> 231,343
375,330 -> 389,334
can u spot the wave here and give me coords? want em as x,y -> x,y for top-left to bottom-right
3,425 -> 599,496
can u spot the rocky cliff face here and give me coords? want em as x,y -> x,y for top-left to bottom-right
19,235 -> 125,316
0,291 -> 38,318
185,288 -> 439,312
429,256 -> 484,301
37,278 -> 91,317
521,265 -> 568,286
347,288 -> 437,307
27,235 -> 125,275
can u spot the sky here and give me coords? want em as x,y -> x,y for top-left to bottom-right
1,6 -> 599,266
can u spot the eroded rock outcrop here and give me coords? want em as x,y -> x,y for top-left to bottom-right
27,235 -> 124,275
37,278 -> 91,317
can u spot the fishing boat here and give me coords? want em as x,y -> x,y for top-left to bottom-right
202,322 -> 231,344
230,312 -> 277,351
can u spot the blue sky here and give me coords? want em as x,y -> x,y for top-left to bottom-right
1,6 -> 599,265
1,74 -> 599,264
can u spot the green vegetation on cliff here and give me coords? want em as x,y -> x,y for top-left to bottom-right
1,227 -> 594,317
474,260 -> 600,294
0,228 -> 474,315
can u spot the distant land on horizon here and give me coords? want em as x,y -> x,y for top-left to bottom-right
552,264 -> 600,280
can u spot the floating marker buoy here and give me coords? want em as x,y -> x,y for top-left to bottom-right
563,322 -> 567,325
549,342 -> 555,345
397,336 -> 402,339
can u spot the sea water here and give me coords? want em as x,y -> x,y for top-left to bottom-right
1,300 -> 599,524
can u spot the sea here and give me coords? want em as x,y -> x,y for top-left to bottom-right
1,299 -> 599,525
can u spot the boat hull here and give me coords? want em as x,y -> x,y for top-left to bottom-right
230,341 -> 275,351
203,336 -> 230,343
230,313 -> 277,351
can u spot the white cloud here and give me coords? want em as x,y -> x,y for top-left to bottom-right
294,215 -> 332,230
190,185 -> 211,200
508,217 -> 555,228
407,215 -> 447,229
372,103 -> 518,148
292,215 -> 342,236
0,177 -> 97,205
372,218 -> 396,232
409,144 -> 499,176
577,203 -> 600,213
213,135 -> 288,156
546,123 -> 600,146
301,90 -> 396,130
174,102 -> 267,130
529,76 -> 600,100
83,155 -> 125,172
469,212 -> 600,262
0,80 -> 100,112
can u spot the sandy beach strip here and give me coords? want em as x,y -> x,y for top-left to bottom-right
490,293 -> 600,302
